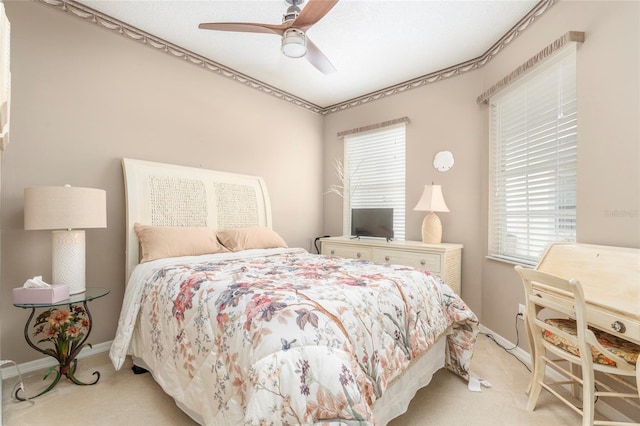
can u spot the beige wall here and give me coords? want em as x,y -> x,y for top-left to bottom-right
1,1 -> 324,363
323,0 -> 640,345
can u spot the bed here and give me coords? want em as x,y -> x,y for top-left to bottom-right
109,158 -> 479,425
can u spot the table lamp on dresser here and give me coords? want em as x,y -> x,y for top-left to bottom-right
24,185 -> 107,294
413,183 -> 449,244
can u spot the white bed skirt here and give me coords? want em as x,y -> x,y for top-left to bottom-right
372,334 -> 446,425
132,333 -> 446,425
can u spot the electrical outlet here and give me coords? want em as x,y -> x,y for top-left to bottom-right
518,304 -> 526,319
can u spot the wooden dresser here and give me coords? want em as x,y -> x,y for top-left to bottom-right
320,236 -> 463,295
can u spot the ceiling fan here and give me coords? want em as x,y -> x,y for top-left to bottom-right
199,0 -> 339,74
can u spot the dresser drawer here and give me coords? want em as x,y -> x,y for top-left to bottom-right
322,244 -> 372,261
319,237 -> 463,296
372,249 -> 442,273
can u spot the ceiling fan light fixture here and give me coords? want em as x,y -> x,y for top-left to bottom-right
282,28 -> 307,58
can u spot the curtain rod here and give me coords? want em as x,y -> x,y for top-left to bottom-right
477,31 -> 585,105
337,116 -> 410,138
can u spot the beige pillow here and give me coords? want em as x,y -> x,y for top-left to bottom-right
217,227 -> 288,252
134,223 -> 227,263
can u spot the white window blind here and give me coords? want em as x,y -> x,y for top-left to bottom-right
344,124 -> 406,240
489,45 -> 577,266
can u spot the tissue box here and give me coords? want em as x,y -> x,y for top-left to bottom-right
13,285 -> 70,305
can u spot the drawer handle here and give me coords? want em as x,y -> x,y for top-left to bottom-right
384,256 -> 390,261
420,260 -> 426,266
611,321 -> 626,333
356,252 -> 362,258
330,250 -> 335,255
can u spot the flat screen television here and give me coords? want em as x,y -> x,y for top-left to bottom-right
351,208 -> 394,241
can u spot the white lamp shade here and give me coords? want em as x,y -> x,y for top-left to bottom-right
413,184 -> 449,213
24,186 -> 107,230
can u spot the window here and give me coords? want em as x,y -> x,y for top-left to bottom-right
344,124 -> 406,240
488,45 -> 577,266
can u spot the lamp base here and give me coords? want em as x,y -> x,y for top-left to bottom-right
52,230 -> 86,294
421,212 -> 443,244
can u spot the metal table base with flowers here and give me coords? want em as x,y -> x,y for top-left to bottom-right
13,287 -> 109,400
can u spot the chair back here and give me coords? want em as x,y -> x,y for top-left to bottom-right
516,267 -> 594,369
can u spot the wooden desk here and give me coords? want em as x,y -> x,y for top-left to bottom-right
534,243 -> 640,345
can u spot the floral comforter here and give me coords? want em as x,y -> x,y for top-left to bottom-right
110,248 -> 478,425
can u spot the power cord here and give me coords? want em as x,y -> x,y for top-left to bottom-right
0,360 -> 35,405
313,235 -> 330,254
482,312 -> 531,372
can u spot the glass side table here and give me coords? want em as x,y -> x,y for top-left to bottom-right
13,287 -> 110,400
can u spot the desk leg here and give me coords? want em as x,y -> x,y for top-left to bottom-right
14,301 -> 101,401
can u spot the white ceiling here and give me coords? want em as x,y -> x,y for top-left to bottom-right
76,0 -> 539,109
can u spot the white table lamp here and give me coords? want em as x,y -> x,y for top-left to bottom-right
413,184 -> 449,244
24,185 -> 107,294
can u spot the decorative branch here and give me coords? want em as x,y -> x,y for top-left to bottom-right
325,158 -> 346,198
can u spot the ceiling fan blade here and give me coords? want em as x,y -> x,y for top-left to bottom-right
293,0 -> 340,31
306,37 -> 336,74
199,22 -> 288,36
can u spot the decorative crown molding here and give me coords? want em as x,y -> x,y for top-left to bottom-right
323,0 -> 556,114
38,0 -> 324,114
39,0 -> 555,115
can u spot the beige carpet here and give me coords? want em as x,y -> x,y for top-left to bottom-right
2,333 -> 591,425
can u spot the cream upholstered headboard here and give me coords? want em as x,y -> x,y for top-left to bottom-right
122,158 -> 272,279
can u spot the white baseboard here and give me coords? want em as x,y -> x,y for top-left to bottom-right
0,340 -> 112,381
479,324 -> 532,366
478,325 -> 635,424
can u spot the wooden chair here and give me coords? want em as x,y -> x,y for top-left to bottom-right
515,266 -> 640,426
